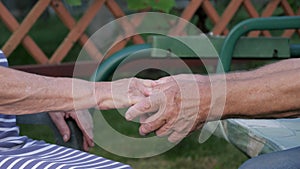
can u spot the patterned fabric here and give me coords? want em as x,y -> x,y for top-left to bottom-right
0,144 -> 131,169
221,118 -> 300,157
0,51 -> 27,151
0,51 -> 131,169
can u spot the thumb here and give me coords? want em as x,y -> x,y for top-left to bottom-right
49,112 -> 71,142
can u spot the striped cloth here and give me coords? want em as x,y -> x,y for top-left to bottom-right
0,51 -> 131,169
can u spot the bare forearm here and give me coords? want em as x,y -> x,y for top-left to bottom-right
218,58 -> 300,81
196,59 -> 300,121
181,58 -> 300,82
0,67 -> 98,115
224,68 -> 300,119
0,67 -> 151,115
130,59 -> 300,139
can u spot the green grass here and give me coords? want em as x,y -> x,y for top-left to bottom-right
91,133 -> 248,169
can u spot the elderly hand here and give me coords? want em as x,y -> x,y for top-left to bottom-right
49,110 -> 94,151
125,75 -> 213,143
97,78 -> 154,110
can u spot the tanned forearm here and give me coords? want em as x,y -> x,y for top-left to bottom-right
0,66 -> 99,115
224,67 -> 300,119
173,59 -> 300,83
216,58 -> 300,81
193,58 -> 300,120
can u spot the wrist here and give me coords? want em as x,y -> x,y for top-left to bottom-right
220,79 -> 243,119
198,74 -> 243,121
206,72 -> 256,119
199,78 -> 229,121
71,79 -> 98,110
95,82 -> 112,110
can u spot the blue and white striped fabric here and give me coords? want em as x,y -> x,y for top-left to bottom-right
0,51 -> 131,169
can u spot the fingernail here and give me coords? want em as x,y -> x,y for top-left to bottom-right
139,127 -> 146,136
141,124 -> 151,134
141,127 -> 146,135
63,135 -> 68,142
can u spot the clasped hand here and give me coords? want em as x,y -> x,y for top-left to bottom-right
126,75 -> 212,143
49,75 -> 213,148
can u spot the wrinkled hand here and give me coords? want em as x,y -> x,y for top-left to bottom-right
98,77 -> 154,110
126,75 -> 211,143
49,110 -> 94,151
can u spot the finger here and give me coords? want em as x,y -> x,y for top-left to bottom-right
172,119 -> 193,133
134,78 -> 155,96
152,82 -> 175,92
155,76 -> 173,84
156,128 -> 173,137
141,79 -> 156,88
125,94 -> 160,121
68,110 -> 95,151
143,88 -> 152,96
65,112 -> 71,118
157,115 -> 196,138
81,130 -> 94,151
83,137 -> 89,152
76,112 -> 94,142
139,114 -> 149,123
139,108 -> 168,136
139,118 -> 166,135
89,139 -> 94,148
57,120 -> 70,142
155,118 -> 176,137
49,112 -> 70,142
85,134 -> 94,148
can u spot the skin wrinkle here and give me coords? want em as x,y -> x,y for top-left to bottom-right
0,66 -> 152,115
0,61 -> 152,151
0,69 -> 74,114
125,58 -> 300,143
229,68 -> 300,118
0,87 -> 71,114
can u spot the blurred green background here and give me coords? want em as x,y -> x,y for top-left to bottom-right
1,0 -> 299,168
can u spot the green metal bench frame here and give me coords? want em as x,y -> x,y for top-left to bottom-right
91,44 -> 151,82
217,16 -> 300,73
